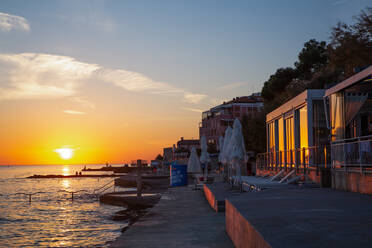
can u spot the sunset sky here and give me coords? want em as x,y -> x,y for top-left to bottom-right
0,0 -> 369,165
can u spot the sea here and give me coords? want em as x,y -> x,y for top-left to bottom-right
0,164 -> 130,247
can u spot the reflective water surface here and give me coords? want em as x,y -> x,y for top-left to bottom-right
0,165 -> 128,247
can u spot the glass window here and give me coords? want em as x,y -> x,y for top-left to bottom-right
268,121 -> 276,152
285,116 -> 294,165
278,117 -> 284,165
313,100 -> 329,146
299,106 -> 308,148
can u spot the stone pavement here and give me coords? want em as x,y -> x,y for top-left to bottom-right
110,186 -> 233,248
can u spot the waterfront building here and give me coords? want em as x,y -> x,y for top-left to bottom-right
163,138 -> 200,163
163,147 -> 173,162
199,93 -> 264,148
266,90 -> 329,166
173,137 -> 200,162
262,89 -> 330,185
176,137 -> 200,151
324,65 -> 372,192
257,66 -> 372,193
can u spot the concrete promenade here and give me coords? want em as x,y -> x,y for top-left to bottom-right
226,188 -> 372,248
205,181 -> 372,248
110,186 -> 233,248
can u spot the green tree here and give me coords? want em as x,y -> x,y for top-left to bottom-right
207,143 -> 218,154
295,39 -> 328,79
261,67 -> 298,101
241,114 -> 266,154
328,8 -> 372,77
155,154 -> 163,160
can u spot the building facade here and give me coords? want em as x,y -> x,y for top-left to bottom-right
257,66 -> 372,193
199,93 -> 264,147
163,138 -> 200,163
324,66 -> 372,193
265,90 -> 328,169
176,137 -> 200,151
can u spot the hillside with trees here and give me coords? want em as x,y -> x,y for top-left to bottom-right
242,7 -> 372,155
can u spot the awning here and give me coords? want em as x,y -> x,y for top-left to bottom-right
324,66 -> 372,97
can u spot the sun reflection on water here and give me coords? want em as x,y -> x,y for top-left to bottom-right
0,165 -> 125,247
61,179 -> 70,189
62,166 -> 70,176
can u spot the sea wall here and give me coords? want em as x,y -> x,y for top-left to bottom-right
332,169 -> 372,194
225,199 -> 270,248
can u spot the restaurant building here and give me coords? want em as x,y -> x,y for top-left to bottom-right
324,65 -> 372,193
259,89 -> 330,185
257,66 -> 372,193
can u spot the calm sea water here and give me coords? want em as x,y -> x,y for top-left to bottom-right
0,164 -> 130,247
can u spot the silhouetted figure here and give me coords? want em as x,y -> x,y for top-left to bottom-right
79,171 -> 82,176
75,171 -> 78,176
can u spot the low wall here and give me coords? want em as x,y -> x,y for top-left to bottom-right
225,199 -> 271,248
257,167 -> 372,194
332,170 -> 372,194
203,184 -> 218,212
203,184 -> 225,212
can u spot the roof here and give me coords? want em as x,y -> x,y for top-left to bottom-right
209,94 -> 264,112
226,95 -> 263,104
325,65 -> 372,97
266,89 -> 325,123
177,139 -> 199,146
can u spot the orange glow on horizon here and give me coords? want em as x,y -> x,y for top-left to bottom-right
0,92 -> 201,165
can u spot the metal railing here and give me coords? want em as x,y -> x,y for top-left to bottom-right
257,135 -> 372,173
0,190 -> 90,202
256,145 -> 331,173
92,179 -> 116,195
331,135 -> 372,170
0,179 -> 118,203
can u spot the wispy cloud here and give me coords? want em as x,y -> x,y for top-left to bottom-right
216,82 -> 248,91
183,93 -> 207,104
56,13 -> 115,32
182,107 -> 203,113
330,0 -> 348,6
0,12 -> 30,32
70,97 -> 95,109
63,110 -> 86,115
0,53 -> 207,104
0,53 -> 97,100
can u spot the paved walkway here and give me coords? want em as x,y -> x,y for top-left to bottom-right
110,186 -> 233,248
227,187 -> 372,248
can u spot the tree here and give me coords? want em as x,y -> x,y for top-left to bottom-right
241,114 -> 266,154
207,143 -> 218,154
261,67 -> 298,101
155,154 -> 163,161
328,8 -> 372,77
295,39 -> 328,79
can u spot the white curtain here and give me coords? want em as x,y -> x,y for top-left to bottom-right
345,92 -> 368,126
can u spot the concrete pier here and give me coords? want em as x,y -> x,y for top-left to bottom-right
110,186 -> 233,248
225,188 -> 372,248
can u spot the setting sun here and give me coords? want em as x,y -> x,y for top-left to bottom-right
55,148 -> 74,160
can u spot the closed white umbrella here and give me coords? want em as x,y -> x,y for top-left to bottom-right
218,136 -> 224,163
199,135 -> 210,178
220,126 -> 232,179
229,118 -> 247,185
187,147 -> 202,173
221,126 -> 232,164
